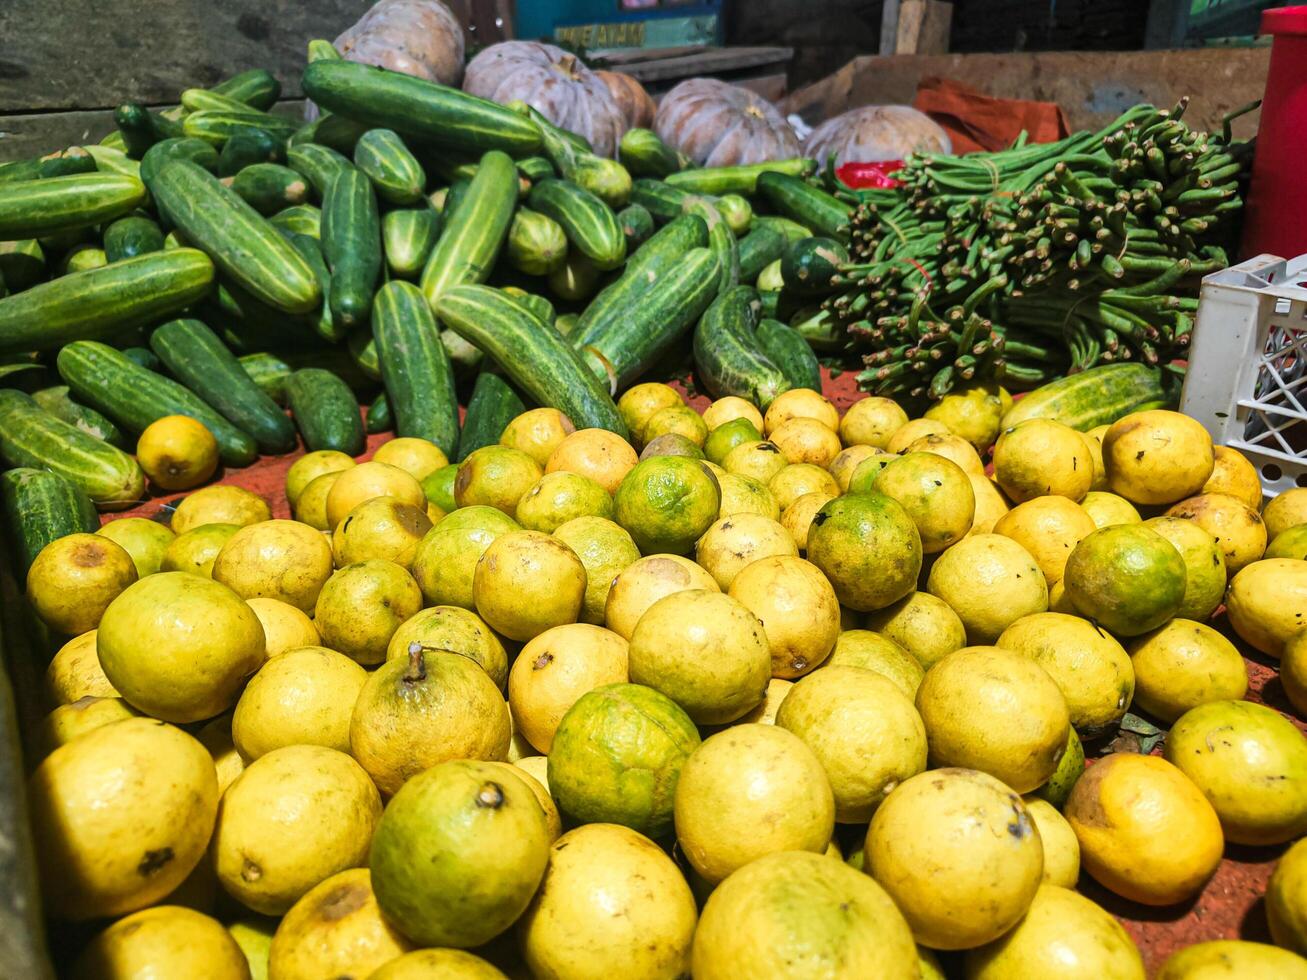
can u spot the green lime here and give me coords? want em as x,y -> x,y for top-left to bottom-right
806,493 -> 922,611
847,455 -> 894,494
1064,524 -> 1187,636
547,683 -> 701,838
640,433 -> 705,461
613,456 -> 721,555
515,472 -> 613,533
1034,727 -> 1084,809
704,417 -> 762,465
421,463 -> 459,513
1267,524 -> 1307,561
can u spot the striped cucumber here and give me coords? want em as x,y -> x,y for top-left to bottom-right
285,368 -> 365,455
618,203 -> 655,249
0,248 -> 214,355
506,207 -> 568,276
182,111 -> 297,146
458,370 -> 526,461
686,197 -> 739,293
756,172 -> 852,240
218,128 -> 286,177
436,285 -> 627,438
574,213 -> 708,341
321,165 -> 382,330
0,239 -> 45,291
226,163 -> 310,214
238,352 -> 292,404
717,194 -> 752,235
506,290 -> 556,327
366,391 -> 391,433
577,246 -> 721,391
120,347 -> 161,371
0,389 -> 145,510
517,156 -> 555,183
754,215 -> 814,242
0,173 -> 145,237
0,468 -> 101,572
302,60 -> 542,156
527,178 -> 625,271
284,232 -> 341,343
525,107 -> 631,208
211,68 -> 281,111
618,129 -> 689,178
0,147 -> 97,183
149,319 -> 298,454
57,341 -> 258,467
666,158 -> 816,195
61,246 -> 107,275
103,215 -> 165,262
419,149 -> 517,305
781,236 -> 849,296
113,103 -> 182,158
630,178 -> 701,222
381,205 -> 440,279
151,160 -> 320,314
270,204 -> 321,238
140,137 -> 219,188
288,143 -> 352,199
31,386 -> 126,448
308,39 -> 342,63
372,280 -> 460,456
548,252 -> 600,302
693,286 -> 791,408
354,129 -> 426,205
756,318 -> 822,391
999,363 -> 1170,431
737,223 -> 787,282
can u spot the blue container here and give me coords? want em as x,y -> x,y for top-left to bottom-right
516,1 -> 723,48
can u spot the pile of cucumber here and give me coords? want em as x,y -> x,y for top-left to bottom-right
0,44 -> 838,550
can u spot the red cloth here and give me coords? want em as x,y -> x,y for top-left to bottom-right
912,76 -> 1071,153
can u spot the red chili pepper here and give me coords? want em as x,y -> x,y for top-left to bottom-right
836,160 -> 905,190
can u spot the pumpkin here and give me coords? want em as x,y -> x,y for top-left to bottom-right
463,42 -> 626,158
333,0 -> 464,86
596,70 -> 656,131
654,78 -> 800,168
804,105 -> 952,166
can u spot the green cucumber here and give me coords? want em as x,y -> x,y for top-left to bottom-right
151,160 -> 320,314
756,317 -> 822,391
180,88 -> 261,115
0,239 -> 45,291
293,114 -> 370,154
0,147 -> 97,183
547,252 -> 600,303
517,156 -> 555,183
30,386 -> 126,448
555,312 -> 579,337
999,363 -> 1170,431
270,204 -> 321,238
0,468 -> 101,572
381,205 -> 440,279
685,197 -> 738,293
630,178 -> 700,222
666,158 -> 816,195
302,60 -> 542,156
226,163 -> 310,214
149,319 -> 298,454
506,207 -> 568,276
211,68 -> 281,111
120,347 -> 161,371
693,286 -> 790,408
436,285 -> 627,438
757,260 -> 784,293
238,352 -> 292,404
527,178 -> 625,271
0,389 -> 145,509
439,177 -> 471,218
737,224 -> 787,282
754,215 -> 813,242
285,368 -> 365,455
574,213 -> 708,341
347,327 -> 382,381
458,371 -> 526,462
372,280 -> 460,456
140,137 -> 219,188
717,194 -> 752,235
308,39 -> 342,63
103,214 -> 165,262
61,246 -> 107,275
284,232 -> 340,343
0,249 -> 214,355
509,291 -> 556,327
0,173 -> 145,238
321,165 -> 382,330
113,103 -> 182,158
617,203 -> 655,249
781,236 -> 849,296
526,108 -> 631,209
577,245 -> 721,390
218,129 -> 286,177
756,172 -> 851,240
83,145 -> 143,184
619,129 -> 688,179
354,129 -> 425,205
419,149 -> 517,305
182,111 -> 296,146
366,391 -> 392,434
57,341 -> 258,467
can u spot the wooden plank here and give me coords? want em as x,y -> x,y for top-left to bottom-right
782,48 -> 1268,140
880,0 -> 903,57
0,100 -> 307,163
620,46 -> 794,84
734,73 -> 790,103
895,0 -> 953,55
0,0 -> 374,113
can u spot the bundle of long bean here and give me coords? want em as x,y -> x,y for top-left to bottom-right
820,99 -> 1249,404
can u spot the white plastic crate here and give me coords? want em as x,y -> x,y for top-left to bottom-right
1182,253 -> 1307,499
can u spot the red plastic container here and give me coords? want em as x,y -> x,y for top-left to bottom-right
1241,5 -> 1307,259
